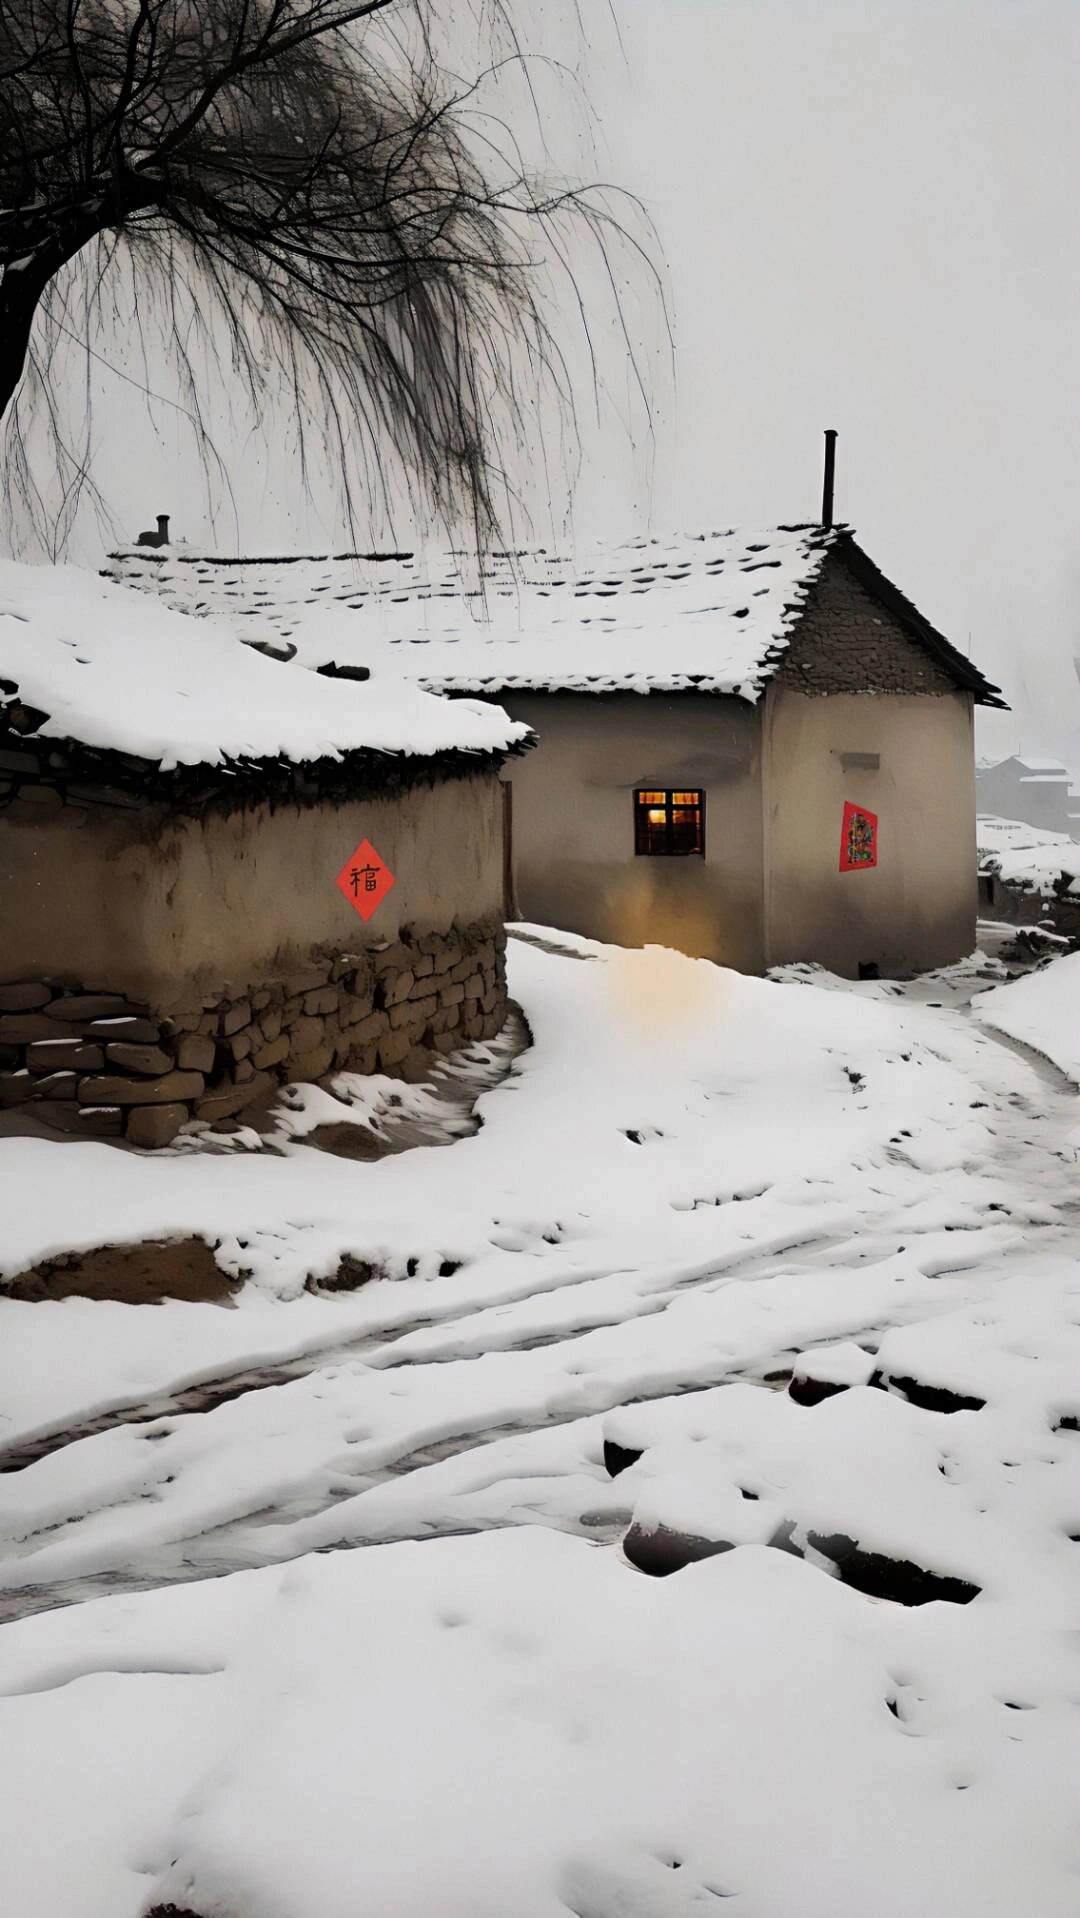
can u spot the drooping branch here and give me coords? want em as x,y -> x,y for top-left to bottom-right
0,0 -> 666,551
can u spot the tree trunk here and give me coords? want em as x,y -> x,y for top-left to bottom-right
0,260 -> 55,422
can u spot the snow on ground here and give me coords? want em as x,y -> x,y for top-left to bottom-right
0,558 -> 526,766
3,933 -> 1080,1915
4,1526 -> 1079,1918
977,812 -> 1080,897
973,950 -> 1080,1084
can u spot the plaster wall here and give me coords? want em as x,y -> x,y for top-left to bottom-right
763,687 -> 976,976
498,692 -> 765,970
0,771 -> 505,1008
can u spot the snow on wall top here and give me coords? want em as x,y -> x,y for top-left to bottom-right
0,560 -> 527,772
104,524 -> 844,700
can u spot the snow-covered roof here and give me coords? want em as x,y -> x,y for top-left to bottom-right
977,753 -> 1067,776
0,560 -> 527,772
105,525 -> 846,701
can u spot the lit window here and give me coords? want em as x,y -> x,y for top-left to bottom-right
634,788 -> 705,856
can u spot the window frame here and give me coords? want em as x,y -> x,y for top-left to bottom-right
633,787 -> 706,858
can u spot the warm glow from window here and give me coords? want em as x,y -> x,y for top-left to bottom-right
633,788 -> 705,857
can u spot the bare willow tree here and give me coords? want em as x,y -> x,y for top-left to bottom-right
0,0 -> 658,548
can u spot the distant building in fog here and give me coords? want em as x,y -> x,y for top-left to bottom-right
975,754 -> 1080,839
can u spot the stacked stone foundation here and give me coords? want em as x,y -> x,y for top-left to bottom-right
0,921 -> 507,1148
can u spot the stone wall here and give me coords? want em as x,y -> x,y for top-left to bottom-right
0,922 -> 507,1147
979,871 -> 1080,945
776,551 -> 958,697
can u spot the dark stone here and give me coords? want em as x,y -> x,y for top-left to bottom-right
252,1033 -> 289,1071
788,1374 -> 848,1407
175,1032 -> 216,1073
15,783 -> 63,809
805,1530 -> 980,1606
78,1069 -> 205,1106
873,1370 -> 985,1414
66,783 -> 142,808
0,982 -> 52,1012
315,660 -> 371,682
33,1101 -> 123,1136
47,993 -> 137,1022
5,701 -> 48,734
104,1043 -> 173,1074
622,1521 -> 734,1578
0,1013 -> 63,1042
193,1071 -> 273,1123
126,1104 -> 189,1148
32,1071 -> 78,1099
604,1438 -> 645,1478
86,1016 -> 161,1043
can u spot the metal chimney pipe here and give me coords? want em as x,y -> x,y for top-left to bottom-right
821,430 -> 837,529
156,513 -> 170,544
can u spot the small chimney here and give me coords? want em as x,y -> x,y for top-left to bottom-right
156,513 -> 170,545
821,429 -> 837,529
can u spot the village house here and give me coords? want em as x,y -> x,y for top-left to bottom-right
0,562 -> 526,1147
108,516 -> 1004,980
975,753 -> 1080,839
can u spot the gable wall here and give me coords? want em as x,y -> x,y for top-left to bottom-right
762,684 -> 976,975
776,550 -> 958,696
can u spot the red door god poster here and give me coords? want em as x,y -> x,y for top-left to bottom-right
839,801 -> 878,872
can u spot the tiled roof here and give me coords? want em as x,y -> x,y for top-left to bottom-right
103,525 -> 844,702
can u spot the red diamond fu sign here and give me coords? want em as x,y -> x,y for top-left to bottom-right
336,838 -> 395,921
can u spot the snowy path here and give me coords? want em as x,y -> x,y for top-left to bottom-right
1,938 -> 1076,1615
4,936 -> 1080,1918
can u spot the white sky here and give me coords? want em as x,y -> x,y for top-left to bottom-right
8,0 -> 1080,766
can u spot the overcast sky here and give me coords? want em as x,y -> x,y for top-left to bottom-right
10,0 -> 1080,766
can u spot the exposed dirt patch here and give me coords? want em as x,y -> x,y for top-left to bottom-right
304,1254 -> 379,1294
5,1238 -> 236,1305
303,1121 -> 385,1161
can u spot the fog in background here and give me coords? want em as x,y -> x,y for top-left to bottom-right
6,0 -> 1080,771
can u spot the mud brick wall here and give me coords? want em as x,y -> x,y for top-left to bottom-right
776,551 -> 958,697
0,922 -> 507,1148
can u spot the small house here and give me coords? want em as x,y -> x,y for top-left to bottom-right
0,561 -> 526,1147
108,521 -> 1004,980
975,754 -> 1079,840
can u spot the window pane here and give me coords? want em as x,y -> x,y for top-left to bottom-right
635,788 -> 705,857
670,807 -> 703,853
